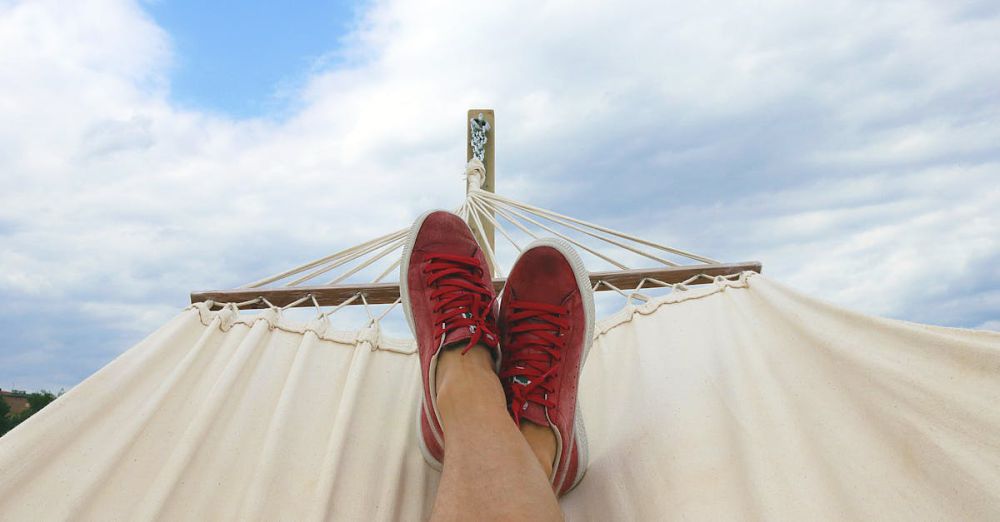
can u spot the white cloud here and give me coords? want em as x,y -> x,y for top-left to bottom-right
77,300 -> 178,338
980,320 -> 1000,332
0,0 -> 998,389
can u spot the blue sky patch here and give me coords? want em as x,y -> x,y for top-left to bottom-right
146,0 -> 358,118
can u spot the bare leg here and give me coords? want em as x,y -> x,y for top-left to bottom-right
520,422 -> 557,477
431,345 -> 563,522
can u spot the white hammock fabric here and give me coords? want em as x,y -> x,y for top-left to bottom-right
1,273 -> 998,520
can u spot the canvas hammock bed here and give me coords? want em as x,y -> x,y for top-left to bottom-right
0,111 -> 998,521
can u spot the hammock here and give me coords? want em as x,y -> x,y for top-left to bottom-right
1,274 -> 998,520
2,112 -> 998,520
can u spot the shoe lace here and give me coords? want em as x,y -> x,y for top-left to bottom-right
423,253 -> 498,354
500,300 -> 569,425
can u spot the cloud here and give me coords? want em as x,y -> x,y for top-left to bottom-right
80,116 -> 155,158
0,0 -> 998,389
980,320 -> 1000,332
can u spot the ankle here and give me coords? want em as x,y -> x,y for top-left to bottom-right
435,343 -> 496,405
520,421 -> 557,477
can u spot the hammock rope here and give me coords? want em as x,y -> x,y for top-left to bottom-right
188,107 -> 763,322
201,139 -> 750,319
236,182 -> 725,295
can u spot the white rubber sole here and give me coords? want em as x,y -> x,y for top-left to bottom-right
515,237 -> 594,494
400,210 -> 439,338
400,210 -> 447,470
416,398 -> 443,470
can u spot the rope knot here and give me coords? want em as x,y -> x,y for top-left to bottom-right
357,323 -> 380,349
465,158 -> 486,191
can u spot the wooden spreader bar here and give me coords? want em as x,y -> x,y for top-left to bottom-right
190,261 -> 761,310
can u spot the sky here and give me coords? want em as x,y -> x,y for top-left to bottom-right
145,0 -> 357,117
0,0 -> 998,392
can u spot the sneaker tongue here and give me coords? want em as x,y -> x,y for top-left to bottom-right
441,323 -> 500,363
441,318 -> 498,345
441,326 -> 474,347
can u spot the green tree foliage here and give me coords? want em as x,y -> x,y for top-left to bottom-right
1,389 -> 60,436
0,398 -> 10,435
25,391 -> 57,414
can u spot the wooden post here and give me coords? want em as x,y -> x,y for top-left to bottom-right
467,109 -> 496,260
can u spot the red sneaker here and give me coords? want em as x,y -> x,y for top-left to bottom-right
498,238 -> 595,496
401,210 -> 500,469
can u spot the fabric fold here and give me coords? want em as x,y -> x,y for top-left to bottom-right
1,274 -> 998,520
